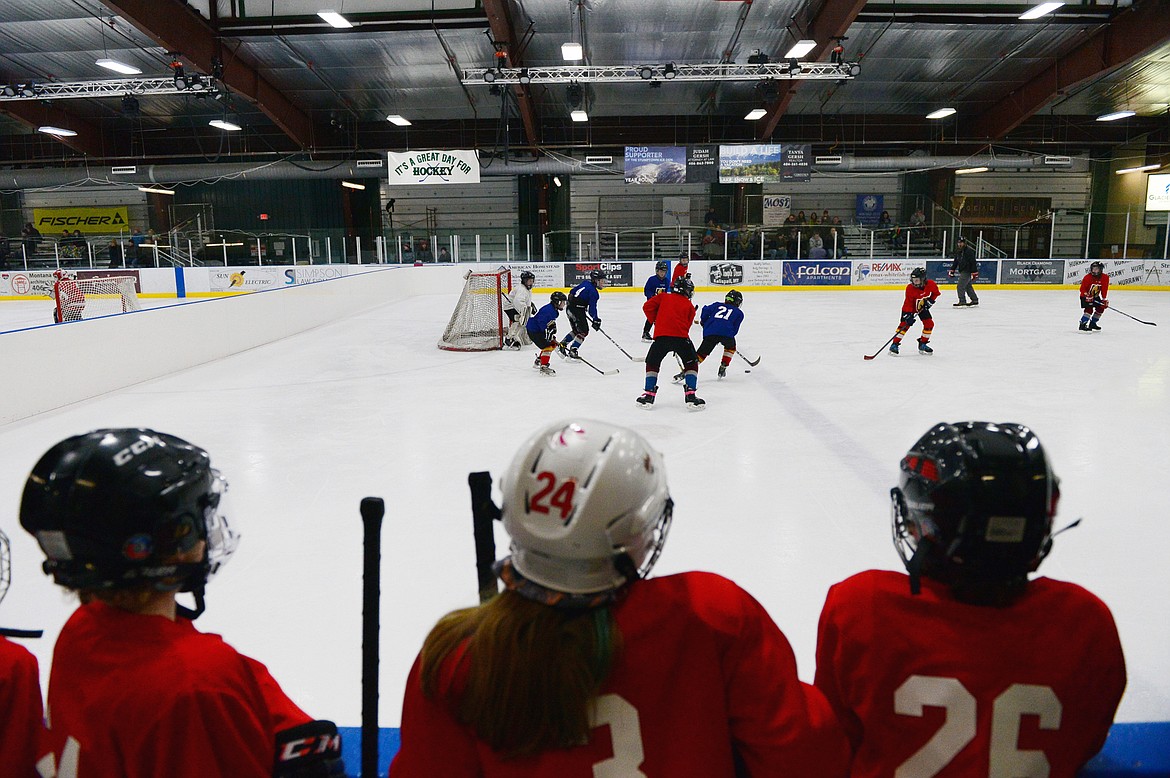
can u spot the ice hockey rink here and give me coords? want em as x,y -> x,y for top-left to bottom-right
1,280 -> 1167,773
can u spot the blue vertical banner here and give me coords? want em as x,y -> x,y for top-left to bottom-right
856,194 -> 883,226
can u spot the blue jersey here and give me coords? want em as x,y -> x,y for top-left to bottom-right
644,274 -> 669,300
567,281 -> 601,320
527,302 -> 560,337
700,302 -> 744,338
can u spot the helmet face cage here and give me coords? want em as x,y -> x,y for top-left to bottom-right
655,261 -> 668,273
725,289 -> 743,307
520,271 -> 535,287
590,270 -> 608,288
673,276 -> 694,297
501,420 -> 673,595
0,529 -> 11,608
910,268 -> 927,287
889,422 -> 1058,589
1090,262 -> 1104,274
201,470 -> 239,584
550,291 -> 567,308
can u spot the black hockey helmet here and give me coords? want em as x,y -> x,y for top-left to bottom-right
550,291 -> 568,307
520,271 -> 535,285
655,260 -> 668,273
890,422 -> 1059,605
20,429 -> 237,617
1089,261 -> 1104,274
910,267 -> 927,286
725,289 -> 743,307
673,275 -> 694,298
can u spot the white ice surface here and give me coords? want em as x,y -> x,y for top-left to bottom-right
1,287 -> 1167,727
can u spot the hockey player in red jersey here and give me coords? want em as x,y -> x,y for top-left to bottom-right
815,421 -> 1125,777
670,252 -> 691,284
0,529 -> 50,778
392,419 -> 849,778
1079,260 -> 1110,332
20,429 -> 344,778
889,266 -> 940,355
640,275 -> 704,409
52,269 -> 85,323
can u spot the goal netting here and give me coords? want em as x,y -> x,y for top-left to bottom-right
55,276 -> 142,322
438,270 -> 511,351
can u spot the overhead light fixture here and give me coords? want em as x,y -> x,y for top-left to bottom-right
121,95 -> 140,115
172,66 -> 189,90
955,166 -> 989,175
786,60 -> 802,76
1096,110 -> 1136,122
926,108 -> 957,119
744,108 -> 767,121
553,176 -> 562,187
747,49 -> 770,65
20,84 -> 38,98
317,11 -> 353,28
341,181 -> 366,190
663,63 -> 677,79
847,62 -> 862,77
816,155 -> 844,165
483,70 -> 497,83
567,82 -> 584,108
570,109 -> 588,122
783,40 -> 817,59
1116,163 -> 1161,175
209,118 -> 242,131
561,42 -> 583,61
1019,2 -> 1064,20
639,66 -> 654,81
38,126 -> 77,137
138,186 -> 175,195
1,85 -> 15,97
386,114 -> 411,126
518,68 -> 532,85
96,58 -> 142,75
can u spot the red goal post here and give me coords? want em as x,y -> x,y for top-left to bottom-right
437,269 -> 512,351
54,275 -> 142,323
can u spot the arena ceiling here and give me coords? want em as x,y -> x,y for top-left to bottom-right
0,0 -> 1168,166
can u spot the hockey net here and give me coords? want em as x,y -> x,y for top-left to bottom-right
438,270 -> 510,351
55,276 -> 142,322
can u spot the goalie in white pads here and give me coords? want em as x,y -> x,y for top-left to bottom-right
503,271 -> 536,350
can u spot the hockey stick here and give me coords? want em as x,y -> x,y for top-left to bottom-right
735,351 -> 761,367
1107,306 -> 1157,326
591,320 -> 646,362
360,496 -> 385,778
468,472 -> 501,604
576,353 -> 620,376
863,334 -> 898,360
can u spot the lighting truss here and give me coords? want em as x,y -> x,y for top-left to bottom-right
461,62 -> 859,84
0,77 -> 216,101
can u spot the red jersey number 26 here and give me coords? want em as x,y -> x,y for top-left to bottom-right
529,471 -> 576,523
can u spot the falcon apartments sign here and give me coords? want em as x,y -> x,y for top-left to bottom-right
387,150 -> 480,185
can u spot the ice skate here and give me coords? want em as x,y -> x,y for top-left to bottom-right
717,365 -> 727,379
1089,321 -> 1102,331
636,387 -> 657,408
1079,322 -> 1091,332
918,340 -> 933,355
684,391 -> 706,411
641,328 -> 654,343
533,357 -> 542,369
567,347 -> 581,360
556,341 -> 570,358
672,371 -> 686,384
967,300 -> 979,307
539,365 -> 556,377
889,342 -> 900,355
952,301 -> 967,307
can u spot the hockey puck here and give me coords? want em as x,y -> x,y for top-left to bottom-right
745,369 -> 752,373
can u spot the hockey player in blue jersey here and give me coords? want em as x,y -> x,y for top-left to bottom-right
559,269 -> 607,360
642,261 -> 670,341
675,289 -> 745,382
528,291 -> 567,376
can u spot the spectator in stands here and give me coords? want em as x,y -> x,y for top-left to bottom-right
130,228 -> 146,251
786,230 -> 801,260
877,210 -> 892,230
828,227 -> 848,259
809,211 -> 820,226
21,222 -> 40,258
765,232 -> 782,260
910,208 -> 927,228
416,238 -> 434,263
107,239 -> 125,269
391,419 -> 849,777
0,528 -> 50,775
815,421 -> 1125,775
20,428 -> 345,778
703,205 -> 718,230
809,230 -> 824,255
437,246 -> 451,262
0,232 -> 11,269
785,213 -> 798,226
796,210 -> 807,224
831,215 -> 843,226
822,209 -> 831,224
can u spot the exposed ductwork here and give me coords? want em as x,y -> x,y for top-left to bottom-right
0,153 -> 1088,190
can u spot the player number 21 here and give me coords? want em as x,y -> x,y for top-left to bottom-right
529,471 -> 576,522
894,675 -> 1062,777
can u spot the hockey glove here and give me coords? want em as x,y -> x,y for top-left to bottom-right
1080,296 -> 1089,309
1094,296 -> 1107,308
921,299 -> 933,310
972,272 -> 979,280
529,303 -> 537,316
274,721 -> 344,778
591,318 -> 602,331
546,322 -> 557,337
900,312 -> 917,327
947,269 -> 955,277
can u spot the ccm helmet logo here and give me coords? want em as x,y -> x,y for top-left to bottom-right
113,436 -> 161,466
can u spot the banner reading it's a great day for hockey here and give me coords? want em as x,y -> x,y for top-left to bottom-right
387,150 -> 480,185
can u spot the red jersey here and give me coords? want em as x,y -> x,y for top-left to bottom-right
901,280 -> 940,314
815,571 -> 1125,777
1,636 -> 46,777
1079,272 -> 1109,301
392,572 -> 849,778
45,601 -> 312,778
671,262 -> 691,284
643,292 -> 696,339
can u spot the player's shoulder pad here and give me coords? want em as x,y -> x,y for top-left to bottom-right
274,720 -> 344,778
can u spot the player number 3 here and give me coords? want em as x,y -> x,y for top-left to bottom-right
894,675 -> 1062,778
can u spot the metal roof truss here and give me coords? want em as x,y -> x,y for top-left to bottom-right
460,62 -> 860,85
0,77 -> 217,101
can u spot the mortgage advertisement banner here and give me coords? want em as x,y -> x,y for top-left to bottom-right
1000,259 -> 1065,285
388,150 -> 480,185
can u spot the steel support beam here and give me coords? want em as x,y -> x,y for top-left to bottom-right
481,0 -> 540,149
0,102 -> 107,158
757,0 -> 868,140
968,1 -> 1170,141
462,62 -> 859,84
99,0 -> 316,150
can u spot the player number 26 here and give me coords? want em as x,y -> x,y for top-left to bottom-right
529,471 -> 576,522
895,675 -> 1061,778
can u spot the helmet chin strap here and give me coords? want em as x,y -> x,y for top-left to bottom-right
906,542 -> 929,596
175,585 -> 206,620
